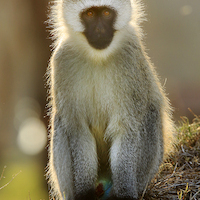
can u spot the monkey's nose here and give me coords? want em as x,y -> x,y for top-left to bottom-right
95,27 -> 105,34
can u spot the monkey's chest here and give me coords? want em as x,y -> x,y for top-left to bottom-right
75,69 -> 116,132
85,80 -> 114,122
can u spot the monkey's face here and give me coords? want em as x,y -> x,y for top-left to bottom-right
80,7 -> 116,50
62,0 -> 133,50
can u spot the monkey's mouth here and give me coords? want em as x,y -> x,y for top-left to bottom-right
87,37 -> 113,50
83,31 -> 114,50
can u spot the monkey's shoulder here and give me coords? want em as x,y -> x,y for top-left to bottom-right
51,40 -> 76,64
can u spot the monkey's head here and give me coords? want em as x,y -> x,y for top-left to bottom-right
51,0 -> 143,52
62,0 -> 133,50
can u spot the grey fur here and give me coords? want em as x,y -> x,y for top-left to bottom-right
46,0 -> 174,199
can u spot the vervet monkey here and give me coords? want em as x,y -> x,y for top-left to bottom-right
46,0 -> 174,200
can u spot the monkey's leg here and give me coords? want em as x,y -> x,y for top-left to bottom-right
50,115 -> 98,200
109,130 -> 140,200
109,105 -> 163,200
49,115 -> 73,200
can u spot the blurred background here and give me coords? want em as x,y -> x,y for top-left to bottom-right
0,0 -> 199,199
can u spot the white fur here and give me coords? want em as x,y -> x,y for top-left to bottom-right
49,0 -> 145,50
63,0 -> 132,32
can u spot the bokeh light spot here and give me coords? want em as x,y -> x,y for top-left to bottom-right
180,5 -> 193,16
17,117 -> 47,155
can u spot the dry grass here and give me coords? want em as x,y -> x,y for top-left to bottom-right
144,112 -> 200,200
0,166 -> 21,190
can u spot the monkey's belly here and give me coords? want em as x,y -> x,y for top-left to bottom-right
90,125 -> 111,177
92,126 -> 112,200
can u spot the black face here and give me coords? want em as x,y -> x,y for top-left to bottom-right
81,6 -> 116,50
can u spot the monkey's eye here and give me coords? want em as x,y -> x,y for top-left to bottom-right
103,10 -> 111,17
87,10 -> 94,17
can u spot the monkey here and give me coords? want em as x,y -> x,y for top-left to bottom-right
46,0 -> 174,200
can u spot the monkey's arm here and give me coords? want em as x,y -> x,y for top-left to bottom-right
48,115 -> 74,199
49,114 -> 98,200
136,104 -> 163,193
